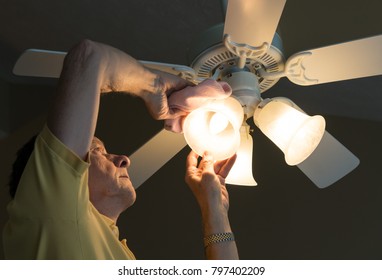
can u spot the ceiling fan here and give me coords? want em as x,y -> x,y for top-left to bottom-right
14,0 -> 382,189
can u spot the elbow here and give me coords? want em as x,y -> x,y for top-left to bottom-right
71,39 -> 98,56
63,39 -> 103,72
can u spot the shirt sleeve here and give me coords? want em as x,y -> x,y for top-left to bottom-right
9,124 -> 91,220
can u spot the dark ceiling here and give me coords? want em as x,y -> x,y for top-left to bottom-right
1,0 -> 382,260
1,0 -> 382,127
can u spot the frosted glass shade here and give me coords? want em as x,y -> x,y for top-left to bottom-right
255,99 -> 326,165
183,97 -> 244,160
225,125 -> 257,186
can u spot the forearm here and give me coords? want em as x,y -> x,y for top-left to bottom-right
201,207 -> 239,260
47,40 -> 158,159
186,152 -> 239,259
95,42 -> 159,97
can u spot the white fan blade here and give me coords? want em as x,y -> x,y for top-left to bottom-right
224,0 -> 286,50
286,34 -> 382,86
13,49 -> 66,78
128,129 -> 187,189
297,131 -> 360,188
140,61 -> 198,82
13,49 -> 198,82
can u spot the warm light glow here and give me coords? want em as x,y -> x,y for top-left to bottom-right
254,98 -> 326,165
225,125 -> 257,186
209,112 -> 229,135
183,97 -> 244,160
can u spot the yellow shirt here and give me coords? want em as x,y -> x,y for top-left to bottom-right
3,125 -> 135,259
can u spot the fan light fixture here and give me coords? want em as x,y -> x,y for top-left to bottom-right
225,124 -> 257,186
254,98 -> 326,166
183,96 -> 244,160
11,0 -> 363,188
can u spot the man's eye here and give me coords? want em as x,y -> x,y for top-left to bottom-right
92,147 -> 102,153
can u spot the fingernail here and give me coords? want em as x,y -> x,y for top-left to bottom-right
221,82 -> 232,94
203,151 -> 214,162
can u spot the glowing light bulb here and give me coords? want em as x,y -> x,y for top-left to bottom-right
183,97 -> 244,160
254,98 -> 325,165
209,112 -> 229,135
225,125 -> 257,186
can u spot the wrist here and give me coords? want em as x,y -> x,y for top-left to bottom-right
97,43 -> 160,96
201,206 -> 231,237
140,70 -> 163,102
204,232 -> 235,248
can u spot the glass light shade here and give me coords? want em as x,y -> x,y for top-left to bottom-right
225,125 -> 257,186
255,99 -> 326,165
183,97 -> 244,160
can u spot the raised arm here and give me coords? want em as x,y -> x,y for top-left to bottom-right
47,39 -> 189,159
185,151 -> 239,260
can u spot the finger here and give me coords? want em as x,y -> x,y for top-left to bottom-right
199,151 -> 215,173
156,71 -> 193,95
214,158 -> 228,174
186,150 -> 199,170
185,150 -> 204,187
214,153 -> 237,174
165,109 -> 187,120
152,105 -> 185,121
146,101 -> 170,121
217,153 -> 237,178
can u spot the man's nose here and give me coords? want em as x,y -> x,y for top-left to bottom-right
113,154 -> 131,168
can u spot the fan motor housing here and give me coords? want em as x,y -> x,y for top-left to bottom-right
189,23 -> 285,93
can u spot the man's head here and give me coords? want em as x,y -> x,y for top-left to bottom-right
9,135 -> 136,218
88,137 -> 136,215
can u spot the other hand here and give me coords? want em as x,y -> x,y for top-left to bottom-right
185,151 -> 236,213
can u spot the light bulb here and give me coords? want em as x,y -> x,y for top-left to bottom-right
209,112 -> 229,135
183,97 -> 244,160
254,98 -> 325,165
225,125 -> 257,186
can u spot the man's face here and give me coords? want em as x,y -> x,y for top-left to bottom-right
88,137 -> 136,209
